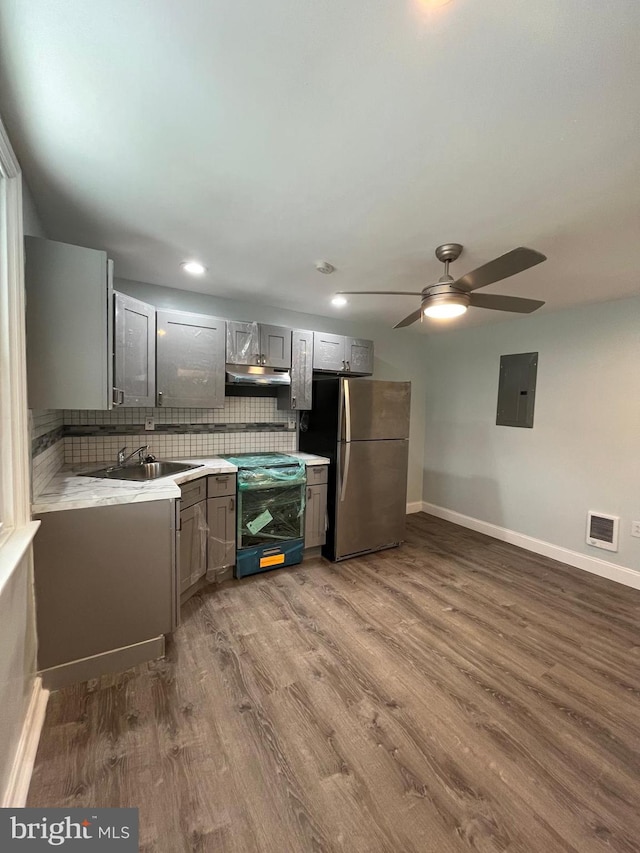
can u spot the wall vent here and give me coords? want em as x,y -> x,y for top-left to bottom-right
586,511 -> 619,552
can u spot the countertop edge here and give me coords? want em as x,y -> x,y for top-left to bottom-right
32,454 -> 330,515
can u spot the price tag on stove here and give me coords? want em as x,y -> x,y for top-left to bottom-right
247,508 -> 273,535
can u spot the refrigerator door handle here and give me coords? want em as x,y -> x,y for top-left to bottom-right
340,440 -> 351,503
344,379 -> 351,442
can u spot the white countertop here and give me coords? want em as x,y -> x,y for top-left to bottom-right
32,452 -> 330,515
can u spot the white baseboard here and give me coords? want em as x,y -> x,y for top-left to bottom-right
421,502 -> 640,590
406,501 -> 423,514
2,676 -> 49,807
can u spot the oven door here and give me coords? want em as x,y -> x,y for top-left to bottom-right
237,482 -> 305,549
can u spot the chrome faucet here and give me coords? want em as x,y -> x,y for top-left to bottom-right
117,445 -> 150,466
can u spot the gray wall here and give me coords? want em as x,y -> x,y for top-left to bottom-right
22,178 -> 45,237
423,295 -> 640,571
117,277 -> 428,505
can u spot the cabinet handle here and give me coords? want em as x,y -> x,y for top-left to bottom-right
291,395 -> 296,409
341,360 -> 345,371
307,488 -> 311,499
112,387 -> 124,406
346,361 -> 350,372
262,354 -> 266,365
229,497 -> 235,512
157,391 -> 163,406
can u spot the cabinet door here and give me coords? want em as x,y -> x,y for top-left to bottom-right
304,484 -> 327,548
208,496 -> 236,571
260,324 -> 292,368
180,501 -> 207,593
226,320 -> 260,365
156,309 -> 226,408
345,337 -> 374,375
290,329 -> 313,409
25,236 -> 112,410
33,501 -> 174,671
278,329 -> 313,411
313,332 -> 345,372
114,292 -> 156,406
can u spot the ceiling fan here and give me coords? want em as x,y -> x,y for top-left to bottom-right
337,243 -> 547,328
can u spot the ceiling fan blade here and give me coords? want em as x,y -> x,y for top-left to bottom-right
469,293 -> 545,313
336,290 -> 423,296
393,308 -> 422,329
453,247 -> 546,292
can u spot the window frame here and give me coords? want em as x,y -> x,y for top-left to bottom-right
0,114 -> 32,554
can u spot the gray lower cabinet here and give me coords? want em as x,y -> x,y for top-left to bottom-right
304,483 -> 328,548
114,291 -> 156,406
179,500 -> 208,593
278,328 -> 313,411
33,500 -> 177,679
25,236 -> 114,410
312,332 -> 374,375
207,495 -> 236,576
156,309 -> 226,408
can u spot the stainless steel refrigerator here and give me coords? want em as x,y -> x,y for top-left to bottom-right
299,378 -> 411,561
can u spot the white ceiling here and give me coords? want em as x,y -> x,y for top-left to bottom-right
1,0 -> 639,332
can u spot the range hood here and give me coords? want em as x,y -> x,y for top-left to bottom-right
225,364 -> 291,386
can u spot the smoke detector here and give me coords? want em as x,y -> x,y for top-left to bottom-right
315,260 -> 335,274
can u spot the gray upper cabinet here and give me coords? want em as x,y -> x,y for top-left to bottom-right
313,331 -> 346,372
156,309 -> 226,408
113,292 -> 156,407
346,337 -> 374,375
259,323 -> 292,368
226,320 -> 260,365
278,329 -> 313,411
25,236 -> 114,410
313,331 -> 374,375
227,320 -> 292,368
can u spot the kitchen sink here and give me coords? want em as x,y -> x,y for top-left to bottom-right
81,461 -> 204,481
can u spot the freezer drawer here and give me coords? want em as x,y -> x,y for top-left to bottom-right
333,439 -> 408,560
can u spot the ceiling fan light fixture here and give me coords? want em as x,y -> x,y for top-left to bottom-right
422,291 -> 469,320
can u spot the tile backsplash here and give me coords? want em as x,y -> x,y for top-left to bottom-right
31,397 -> 297,498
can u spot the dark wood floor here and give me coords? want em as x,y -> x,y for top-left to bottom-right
28,513 -> 640,853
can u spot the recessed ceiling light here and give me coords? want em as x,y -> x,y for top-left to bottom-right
331,295 -> 347,307
181,261 -> 206,275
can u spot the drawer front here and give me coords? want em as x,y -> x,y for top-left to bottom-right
306,464 -> 328,485
207,473 -> 236,498
180,477 -> 207,510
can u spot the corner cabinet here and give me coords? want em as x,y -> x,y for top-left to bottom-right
25,236 -> 114,410
156,309 -> 226,408
312,332 -> 374,375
